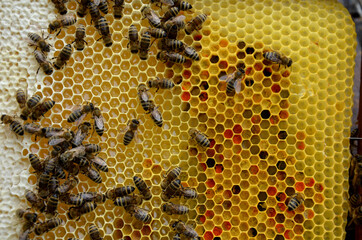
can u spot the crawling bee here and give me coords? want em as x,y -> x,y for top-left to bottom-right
48,129 -> 73,146
180,187 -> 198,199
89,224 -> 103,240
54,44 -> 73,69
85,143 -> 102,153
219,67 -> 245,94
97,17 -> 113,47
150,0 -> 174,7
183,45 -> 200,61
53,162 -> 67,179
48,176 -> 59,194
67,102 -> 95,123
42,126 -> 66,138
287,193 -> 305,211
161,166 -> 181,189
25,189 -> 46,212
56,176 -> 79,195
51,0 -> 68,15
113,0 -> 124,19
60,145 -> 86,164
29,153 -> 44,173
188,128 -> 210,148
34,217 -> 63,235
185,13 -> 207,35
114,194 -> 143,207
81,165 -> 102,183
147,77 -> 175,92
157,51 -> 186,64
97,0 -> 109,14
16,209 -> 38,224
73,24 -> 87,51
161,179 -> 181,201
147,102 -> 163,127
139,31 -> 151,60
138,84 -> 152,112
28,32 -> 51,53
93,107 -> 105,136
71,122 -> 91,147
171,220 -> 199,238
48,14 -> 77,35
141,6 -> 161,28
147,27 -> 166,39
67,202 -> 98,220
87,154 -> 108,172
128,25 -> 139,54
1,114 -> 24,136
89,1 -> 101,25
34,50 -> 53,75
163,15 -> 185,39
106,186 -> 135,200
77,191 -> 106,203
30,99 -> 56,121
126,205 -> 152,224
162,202 -> 189,215
77,0 -> 89,17
16,88 -> 27,109
20,93 -> 42,120
263,50 -> 292,69
38,160 -> 56,198
133,176 -> 152,200
161,7 -> 180,23
122,119 -> 140,146
174,0 -> 192,11
164,39 -> 184,52
45,193 -> 59,217
59,193 -> 85,206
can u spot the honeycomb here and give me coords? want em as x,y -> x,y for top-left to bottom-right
0,0 -> 357,239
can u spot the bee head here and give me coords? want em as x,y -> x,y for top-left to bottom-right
161,203 -> 167,212
171,220 -> 180,229
146,80 -> 152,88
132,119 -> 140,125
287,59 -> 293,67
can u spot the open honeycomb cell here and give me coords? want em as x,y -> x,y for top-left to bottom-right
0,0 -> 357,239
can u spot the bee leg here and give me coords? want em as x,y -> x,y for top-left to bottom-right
55,30 -> 62,37
83,39 -> 88,46
155,87 -> 160,93
36,67 -> 41,76
96,37 -> 103,42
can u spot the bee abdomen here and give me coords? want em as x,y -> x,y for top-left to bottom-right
226,80 -> 236,93
123,131 -> 135,145
197,134 -> 210,147
95,125 -> 104,136
140,100 -> 151,111
29,153 -> 43,172
151,114 -> 163,127
27,94 -> 42,108
10,121 -> 24,135
161,79 -> 175,89
67,109 -> 82,122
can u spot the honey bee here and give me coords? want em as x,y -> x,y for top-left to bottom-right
163,15 -> 185,39
48,14 -> 77,35
30,100 -> 56,121
161,179 -> 181,201
113,0 -> 124,19
173,0 -> 192,11
350,194 -> 361,209
67,202 -> 98,220
126,205 -> 152,224
51,0 -> 68,15
263,50 -> 293,69
73,156 -> 90,167
352,161 -> 362,193
133,176 -> 152,200
24,123 -> 41,134
220,67 -> 245,94
97,0 -> 109,14
128,24 -> 139,54
161,166 -> 181,189
138,84 -> 152,112
48,176 -> 59,194
81,165 -> 102,183
34,50 -> 53,75
67,102 -> 95,123
180,187 -> 198,199
71,122 -> 91,147
48,129 -> 73,146
141,6 -> 161,28
147,101 -> 163,127
93,107 -> 105,136
106,186 -> 135,200
162,202 -> 189,215
156,51 -> 186,64
88,224 -> 103,240
16,208 -> 38,224
25,189 -> 46,212
38,172 -> 52,198
139,31 -> 151,60
45,193 -> 59,217
77,0 -> 89,17
56,176 -> 79,195
347,206 -> 362,228
1,114 -> 24,136
183,45 -> 200,61
147,77 -> 175,92
122,119 -> 140,146
16,88 -> 27,109
73,24 -> 87,51
20,93 -> 42,120
147,27 -> 166,39
59,193 -> 85,206
28,32 -> 52,53
85,143 -> 102,153
114,194 -> 143,207
185,13 -> 207,35
60,145 -> 86,163
87,154 -> 109,172
29,153 -> 44,173
150,0 -> 174,7
97,17 -> 113,47
54,44 -> 73,70
34,217 -> 63,235
161,7 -> 180,23
171,220 -> 199,238
164,39 -> 184,52
188,128 -> 210,148
287,193 -> 305,211
42,126 -> 67,138
89,1 -> 101,24
77,191 -> 106,203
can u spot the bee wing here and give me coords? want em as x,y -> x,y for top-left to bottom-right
173,15 -> 186,23
49,137 -> 67,146
220,72 -> 232,82
94,0 -> 100,5
117,125 -> 130,140
94,115 -> 104,130
75,113 -> 88,126
234,79 -> 242,93
161,0 -> 174,6
152,109 -> 162,121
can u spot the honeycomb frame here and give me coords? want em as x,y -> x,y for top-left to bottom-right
0,0 -> 356,239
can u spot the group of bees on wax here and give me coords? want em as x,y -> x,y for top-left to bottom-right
128,0 -> 207,63
346,128 -> 362,228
